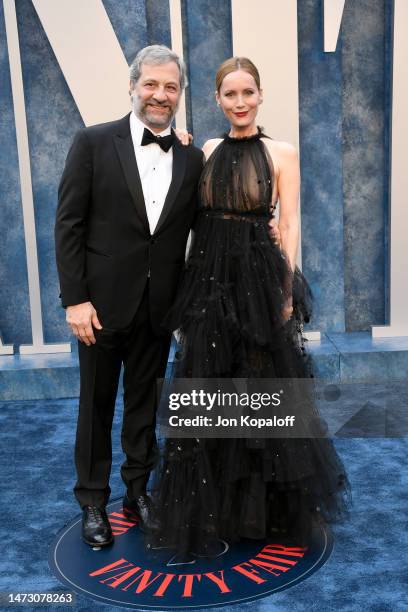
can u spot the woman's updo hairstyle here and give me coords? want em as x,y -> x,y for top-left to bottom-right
215,57 -> 261,92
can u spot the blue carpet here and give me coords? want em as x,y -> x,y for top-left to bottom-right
0,398 -> 406,611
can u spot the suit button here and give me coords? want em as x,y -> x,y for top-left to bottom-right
150,238 -> 156,245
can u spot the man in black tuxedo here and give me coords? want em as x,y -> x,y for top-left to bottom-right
55,45 -> 204,547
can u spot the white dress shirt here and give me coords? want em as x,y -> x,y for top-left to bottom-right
129,111 -> 173,235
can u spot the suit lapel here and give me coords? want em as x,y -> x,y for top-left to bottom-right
113,114 -> 150,234
113,117 -> 187,236
154,133 -> 187,235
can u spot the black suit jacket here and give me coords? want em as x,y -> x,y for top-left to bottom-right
55,112 -> 204,332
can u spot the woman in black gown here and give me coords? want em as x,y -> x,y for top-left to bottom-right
148,57 -> 352,557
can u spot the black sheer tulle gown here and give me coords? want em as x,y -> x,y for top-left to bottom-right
147,127 -> 352,556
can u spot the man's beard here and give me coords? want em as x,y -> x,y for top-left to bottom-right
131,95 -> 178,129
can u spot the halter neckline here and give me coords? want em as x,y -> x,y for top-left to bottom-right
223,126 -> 265,143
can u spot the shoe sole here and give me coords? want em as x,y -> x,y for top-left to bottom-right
82,535 -> 114,547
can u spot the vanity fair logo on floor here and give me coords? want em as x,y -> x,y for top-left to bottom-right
49,499 -> 333,609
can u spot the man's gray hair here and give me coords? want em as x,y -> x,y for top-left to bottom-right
129,45 -> 188,90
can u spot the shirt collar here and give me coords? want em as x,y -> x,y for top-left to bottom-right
130,111 -> 172,146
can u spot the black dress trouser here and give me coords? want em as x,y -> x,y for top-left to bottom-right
73,281 -> 171,509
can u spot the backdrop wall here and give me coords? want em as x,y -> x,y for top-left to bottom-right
0,0 -> 392,352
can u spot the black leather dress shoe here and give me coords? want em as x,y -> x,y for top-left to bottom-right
82,505 -> 113,547
122,493 -> 160,533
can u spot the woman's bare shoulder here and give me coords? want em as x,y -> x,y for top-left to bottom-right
261,138 -> 299,176
202,138 -> 223,160
261,137 -> 297,156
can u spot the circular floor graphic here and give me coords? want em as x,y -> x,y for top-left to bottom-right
49,499 -> 334,610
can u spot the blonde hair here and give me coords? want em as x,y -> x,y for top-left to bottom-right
215,57 -> 260,92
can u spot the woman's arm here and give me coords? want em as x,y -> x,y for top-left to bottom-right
277,143 -> 301,273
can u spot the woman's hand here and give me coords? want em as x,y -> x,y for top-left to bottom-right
174,128 -> 193,146
283,295 -> 294,322
269,219 -> 293,321
268,217 -> 281,247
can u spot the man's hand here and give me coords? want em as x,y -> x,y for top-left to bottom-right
269,217 -> 281,247
174,128 -> 193,146
66,301 -> 102,346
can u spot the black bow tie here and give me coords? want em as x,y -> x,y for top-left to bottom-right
141,128 -> 174,152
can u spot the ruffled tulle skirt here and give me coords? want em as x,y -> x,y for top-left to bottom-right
147,211 -> 352,556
